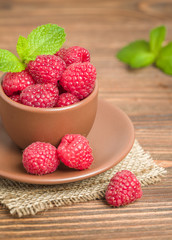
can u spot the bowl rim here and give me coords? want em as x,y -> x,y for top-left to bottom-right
0,74 -> 98,113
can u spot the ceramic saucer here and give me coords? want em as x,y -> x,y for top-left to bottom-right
0,99 -> 135,185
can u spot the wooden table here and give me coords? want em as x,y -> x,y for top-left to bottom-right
0,0 -> 172,239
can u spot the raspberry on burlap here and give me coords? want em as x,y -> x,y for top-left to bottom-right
105,170 -> 142,207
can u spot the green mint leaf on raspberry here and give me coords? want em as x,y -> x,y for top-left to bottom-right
0,49 -> 26,72
156,42 -> 172,75
24,24 -> 66,63
116,40 -> 155,68
150,25 -> 166,56
16,35 -> 28,61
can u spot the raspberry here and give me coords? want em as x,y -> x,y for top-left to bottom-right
2,70 -> 35,96
55,93 -> 79,107
55,48 -> 67,59
55,46 -> 90,66
60,62 -> 96,100
57,134 -> 94,170
9,94 -> 21,103
28,55 -> 66,85
22,142 -> 60,175
20,83 -> 59,108
105,170 -> 142,207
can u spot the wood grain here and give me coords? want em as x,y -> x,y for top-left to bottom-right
0,0 -> 172,239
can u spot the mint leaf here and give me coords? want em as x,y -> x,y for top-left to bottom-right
24,24 -> 66,63
0,49 -> 26,72
156,42 -> 172,75
117,40 -> 155,68
17,35 -> 28,61
150,25 -> 166,56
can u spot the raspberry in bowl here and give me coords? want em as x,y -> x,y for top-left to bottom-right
0,77 -> 98,149
0,24 -> 98,149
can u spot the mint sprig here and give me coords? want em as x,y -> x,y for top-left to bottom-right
117,40 -> 155,68
156,42 -> 172,75
16,36 -> 28,62
150,25 -> 166,56
0,49 -> 26,72
23,24 -> 66,63
0,24 -> 66,73
116,25 -> 172,75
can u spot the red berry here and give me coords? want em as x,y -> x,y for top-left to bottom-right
56,46 -> 90,66
55,93 -> 79,107
57,134 -> 94,170
55,48 -> 67,59
28,55 -> 66,85
22,142 -> 60,175
20,83 -> 59,108
60,62 -> 96,100
2,70 -> 35,96
9,94 -> 21,103
105,170 -> 142,207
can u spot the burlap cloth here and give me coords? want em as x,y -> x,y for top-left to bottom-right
0,140 -> 166,217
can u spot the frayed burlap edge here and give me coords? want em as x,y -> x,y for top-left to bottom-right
0,140 -> 166,217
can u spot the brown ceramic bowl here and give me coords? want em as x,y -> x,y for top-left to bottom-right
0,75 -> 98,149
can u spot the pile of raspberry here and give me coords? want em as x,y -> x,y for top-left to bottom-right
23,134 -> 94,174
2,46 -> 96,108
23,137 -> 142,208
